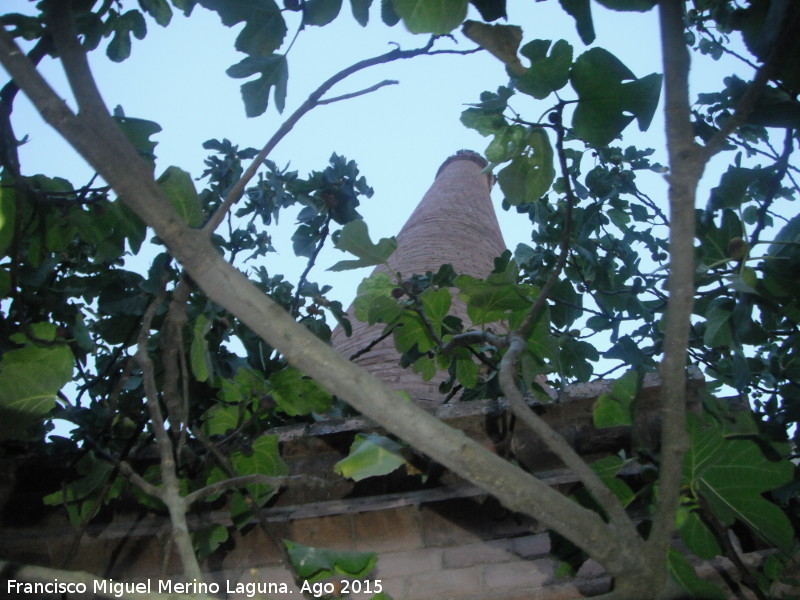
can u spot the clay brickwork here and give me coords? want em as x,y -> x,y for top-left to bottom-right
331,151 -> 507,409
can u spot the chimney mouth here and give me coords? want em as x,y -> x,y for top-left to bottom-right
435,149 -> 489,179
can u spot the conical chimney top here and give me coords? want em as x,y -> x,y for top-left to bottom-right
331,151 -> 506,409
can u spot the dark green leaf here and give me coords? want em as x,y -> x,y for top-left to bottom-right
595,0 -> 656,11
227,54 -> 289,116
557,0 -> 594,44
392,0 -> 468,33
303,0 -> 343,26
667,548 -> 726,600
517,39 -> 573,99
678,509 -> 722,559
571,48 -> 661,146
113,112 -> 162,168
106,10 -> 148,62
350,0 -> 372,25
0,183 -> 16,256
284,540 -> 377,581
198,0 -> 287,55
685,416 -> 794,552
139,0 -> 173,26
496,129 -> 555,205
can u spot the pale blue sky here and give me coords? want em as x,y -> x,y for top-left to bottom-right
2,1 -> 749,310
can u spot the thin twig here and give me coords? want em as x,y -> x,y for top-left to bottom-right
497,108 -> 639,540
203,39 -> 476,235
317,79 -> 399,105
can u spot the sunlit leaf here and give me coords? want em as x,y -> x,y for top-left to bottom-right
329,219 -> 397,271
0,344 -> 73,440
685,416 -> 794,553
270,367 -> 332,416
335,433 -> 407,481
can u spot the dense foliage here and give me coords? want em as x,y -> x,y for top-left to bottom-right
0,0 -> 799,598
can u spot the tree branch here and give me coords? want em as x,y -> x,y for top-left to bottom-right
183,474 -> 296,505
701,2 -> 800,159
203,39 -> 473,235
0,21 -> 644,584
317,79 -> 399,105
648,0 -> 709,579
493,110 -> 639,541
136,290 -> 202,581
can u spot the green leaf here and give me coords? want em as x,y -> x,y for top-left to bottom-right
685,416 -> 794,553
192,524 -> 229,562
419,287 -> 452,337
270,367 -> 332,416
329,219 -> 397,271
460,107 -> 507,136
517,39 -> 573,99
571,48 -> 662,146
157,166 -> 203,227
392,0 -> 468,33
350,0 -> 373,25
0,344 -> 74,441
198,0 -> 287,56
190,314 -> 213,382
456,358 -> 479,388
304,0 -> 343,26
393,311 -> 434,353
334,433 -> 407,481
0,182 -> 16,256
591,456 -> 634,507
231,435 -> 289,497
496,129 -> 555,205
113,112 -> 162,168
456,272 -> 532,327
678,509 -> 722,560
201,403 -> 240,437
106,10 -> 147,62
284,540 -> 377,581
595,0 -> 656,11
227,54 -> 289,117
593,369 -> 641,428
486,124 -> 528,163
709,166 -> 758,211
412,355 -> 437,381
353,272 -> 403,324
557,0 -> 594,44
667,548 -> 726,600
703,299 -> 734,348
140,0 -> 173,26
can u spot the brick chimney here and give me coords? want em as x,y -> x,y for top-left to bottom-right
331,150 -> 507,409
